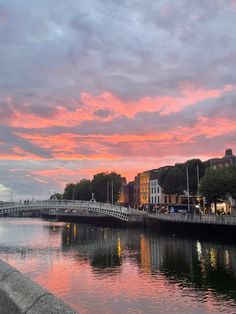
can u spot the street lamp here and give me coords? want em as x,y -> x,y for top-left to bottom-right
186,165 -> 190,212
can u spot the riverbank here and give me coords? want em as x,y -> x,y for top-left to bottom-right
0,259 -> 77,314
3,209 -> 236,239
144,213 -> 236,241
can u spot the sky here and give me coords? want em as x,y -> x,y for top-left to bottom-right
0,0 -> 236,201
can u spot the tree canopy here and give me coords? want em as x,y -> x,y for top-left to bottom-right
91,172 -> 122,203
62,172 -> 123,203
50,192 -> 63,200
199,165 -> 236,204
63,180 -> 91,201
159,159 -> 206,195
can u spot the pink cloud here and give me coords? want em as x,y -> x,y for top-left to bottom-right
1,84 -> 235,186
80,84 -> 235,117
3,84 -> 234,130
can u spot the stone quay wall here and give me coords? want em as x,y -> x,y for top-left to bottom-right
0,259 -> 77,314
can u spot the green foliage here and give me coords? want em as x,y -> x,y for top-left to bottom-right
159,159 -> 206,195
63,183 -> 75,200
228,166 -> 236,199
62,172 -> 122,203
75,179 -> 92,200
63,180 -> 91,201
199,166 -> 236,204
161,167 -> 183,194
50,193 -> 63,200
91,172 -> 108,202
91,172 -> 122,203
185,159 -> 205,194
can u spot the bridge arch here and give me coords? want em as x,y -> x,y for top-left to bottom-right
0,200 -> 143,223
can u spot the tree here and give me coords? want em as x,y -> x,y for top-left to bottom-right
63,180 -> 91,200
75,179 -> 91,201
63,183 -> 75,200
227,166 -> 236,199
184,159 -> 205,195
62,172 -> 123,202
91,172 -> 107,202
50,193 -> 63,200
159,159 -> 206,196
91,172 -> 122,203
199,167 -> 232,210
161,167 -> 183,194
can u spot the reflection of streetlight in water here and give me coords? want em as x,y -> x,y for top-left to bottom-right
73,224 -> 77,240
117,238 -> 121,258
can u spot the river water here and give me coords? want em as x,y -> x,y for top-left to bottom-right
0,218 -> 236,314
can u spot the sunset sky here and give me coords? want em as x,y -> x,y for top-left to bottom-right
0,0 -> 236,201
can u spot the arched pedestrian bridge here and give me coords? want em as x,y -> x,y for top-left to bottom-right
0,200 -> 144,223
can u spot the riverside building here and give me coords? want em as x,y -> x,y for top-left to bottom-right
210,148 -> 236,169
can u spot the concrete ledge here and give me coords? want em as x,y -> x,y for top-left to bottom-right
0,259 -> 77,314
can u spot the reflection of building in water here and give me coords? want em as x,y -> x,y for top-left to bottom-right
61,223 -> 142,273
61,222 -> 236,300
149,236 -> 165,270
62,223 -> 123,271
147,234 -> 236,301
140,235 -> 151,273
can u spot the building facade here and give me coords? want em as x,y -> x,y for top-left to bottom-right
149,170 -> 162,207
139,171 -> 150,208
118,177 -> 129,206
150,178 -> 162,205
209,148 -> 236,214
210,148 -> 236,169
134,175 -> 140,208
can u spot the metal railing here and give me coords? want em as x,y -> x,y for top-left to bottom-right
0,200 -> 142,222
147,212 -> 236,226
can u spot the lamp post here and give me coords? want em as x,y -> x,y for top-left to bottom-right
107,180 -> 109,203
72,186 -> 75,202
186,165 -> 190,212
10,191 -> 13,203
197,164 -> 201,213
111,180 -> 114,206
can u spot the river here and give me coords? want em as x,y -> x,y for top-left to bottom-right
0,218 -> 236,313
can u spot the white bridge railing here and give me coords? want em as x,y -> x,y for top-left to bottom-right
0,200 -> 142,222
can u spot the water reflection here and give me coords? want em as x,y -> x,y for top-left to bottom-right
61,222 -> 236,304
62,223 -> 123,273
149,234 -> 236,301
0,218 -> 236,313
